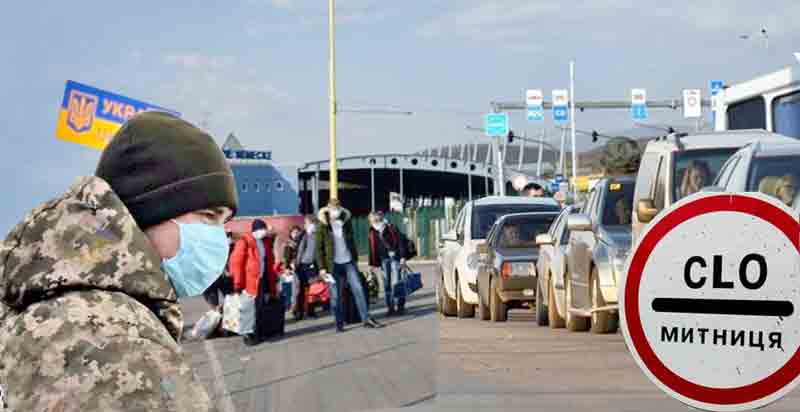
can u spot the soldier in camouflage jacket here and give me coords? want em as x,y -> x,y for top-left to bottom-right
0,112 -> 238,411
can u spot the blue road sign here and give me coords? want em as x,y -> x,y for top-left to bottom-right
553,106 -> 568,123
485,113 -> 509,136
710,80 -> 724,96
632,104 -> 648,120
550,182 -> 560,193
555,174 -> 564,183
223,149 -> 272,160
710,80 -> 723,126
527,105 -> 544,122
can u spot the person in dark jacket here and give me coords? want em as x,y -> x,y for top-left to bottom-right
368,211 -> 408,316
294,215 -> 319,319
316,199 -> 383,332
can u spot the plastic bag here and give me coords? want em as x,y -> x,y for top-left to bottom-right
190,310 -> 222,340
222,292 -> 256,335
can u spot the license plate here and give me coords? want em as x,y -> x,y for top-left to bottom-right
523,289 -> 534,296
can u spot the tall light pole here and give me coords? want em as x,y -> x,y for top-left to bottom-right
569,61 -> 578,200
328,0 -> 339,200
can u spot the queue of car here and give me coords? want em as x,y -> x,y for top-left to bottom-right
437,128 -> 799,336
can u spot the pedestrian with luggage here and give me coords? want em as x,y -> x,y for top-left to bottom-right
229,219 -> 279,345
367,211 -> 408,316
316,199 -> 384,332
0,112 -> 236,410
295,215 -> 320,319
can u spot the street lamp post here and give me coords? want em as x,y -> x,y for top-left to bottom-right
328,0 -> 338,200
569,60 -> 578,200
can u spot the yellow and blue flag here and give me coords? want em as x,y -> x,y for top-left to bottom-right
56,80 -> 179,150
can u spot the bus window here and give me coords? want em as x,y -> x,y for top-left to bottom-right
773,90 -> 800,139
727,96 -> 766,130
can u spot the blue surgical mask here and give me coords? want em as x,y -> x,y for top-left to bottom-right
162,220 -> 229,298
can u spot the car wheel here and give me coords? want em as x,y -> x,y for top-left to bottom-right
489,277 -> 507,322
535,279 -> 548,326
590,267 -> 618,334
565,274 -> 589,332
548,277 -> 565,329
438,270 -> 457,316
455,274 -> 475,318
478,280 -> 490,321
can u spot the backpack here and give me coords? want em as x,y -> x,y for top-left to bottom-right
401,231 -> 417,260
603,137 -> 642,175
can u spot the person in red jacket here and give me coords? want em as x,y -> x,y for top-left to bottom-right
229,219 -> 277,345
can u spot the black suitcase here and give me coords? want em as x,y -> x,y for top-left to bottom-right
342,272 -> 370,324
255,277 -> 285,339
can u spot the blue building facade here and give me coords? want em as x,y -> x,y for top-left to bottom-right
229,162 -> 300,217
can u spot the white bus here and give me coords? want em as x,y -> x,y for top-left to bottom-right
714,65 -> 800,139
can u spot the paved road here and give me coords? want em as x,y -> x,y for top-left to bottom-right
180,263 -> 437,412
438,309 -> 800,411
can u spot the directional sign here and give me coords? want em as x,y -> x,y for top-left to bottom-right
683,89 -> 702,118
709,80 -> 724,126
710,80 -> 724,96
485,113 -> 509,137
526,90 -> 544,122
631,88 -> 648,120
56,80 -> 180,150
620,192 -> 800,411
526,89 -> 544,107
552,89 -> 569,123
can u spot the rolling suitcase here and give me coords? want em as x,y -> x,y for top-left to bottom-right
255,276 -> 285,339
343,271 -> 370,324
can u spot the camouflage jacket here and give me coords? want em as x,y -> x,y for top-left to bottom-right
0,177 -> 214,412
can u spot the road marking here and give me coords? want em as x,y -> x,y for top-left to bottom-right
204,339 -> 237,412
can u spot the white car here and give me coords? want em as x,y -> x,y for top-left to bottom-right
437,196 -> 561,318
709,140 -> 800,209
631,130 -> 795,246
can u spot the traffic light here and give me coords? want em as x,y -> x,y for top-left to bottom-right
592,130 -> 599,143
507,130 -> 515,144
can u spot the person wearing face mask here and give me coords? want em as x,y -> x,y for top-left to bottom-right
367,211 -> 408,316
316,199 -> 384,332
229,219 -> 278,345
0,112 -> 236,411
293,215 -> 319,319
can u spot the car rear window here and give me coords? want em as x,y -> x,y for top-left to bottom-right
472,203 -> 560,240
746,155 -> 800,207
497,214 -> 558,249
673,148 -> 739,201
601,180 -> 635,226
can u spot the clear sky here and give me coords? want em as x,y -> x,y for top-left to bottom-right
1,0 -> 799,234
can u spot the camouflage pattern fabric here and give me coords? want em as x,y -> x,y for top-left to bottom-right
603,137 -> 642,175
0,177 -> 214,411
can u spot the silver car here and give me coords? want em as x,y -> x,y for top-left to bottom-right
563,176 -> 635,334
534,205 -> 579,327
709,140 -> 800,210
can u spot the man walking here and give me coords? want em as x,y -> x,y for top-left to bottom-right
316,199 -> 383,332
293,215 -> 320,319
230,219 -> 278,345
368,211 -> 408,316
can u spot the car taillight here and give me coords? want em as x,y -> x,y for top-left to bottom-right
501,262 -> 511,279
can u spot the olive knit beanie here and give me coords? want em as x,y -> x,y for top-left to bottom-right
95,111 -> 238,229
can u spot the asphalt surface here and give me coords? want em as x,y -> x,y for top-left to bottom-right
180,263 -> 437,412
438,309 -> 800,412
